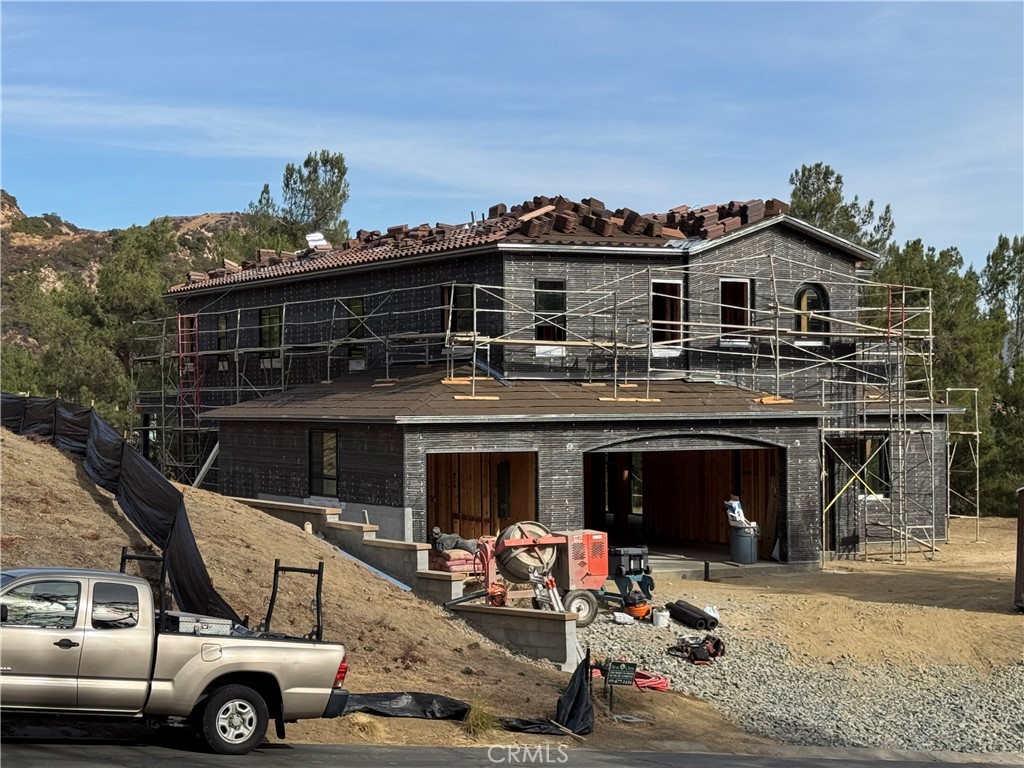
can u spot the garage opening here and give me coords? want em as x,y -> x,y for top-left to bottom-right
427,452 -> 537,541
584,448 -> 781,559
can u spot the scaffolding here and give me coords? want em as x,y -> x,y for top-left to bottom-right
945,387 -> 982,543
132,249 -> 957,560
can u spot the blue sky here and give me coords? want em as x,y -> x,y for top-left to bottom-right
2,2 -> 1021,269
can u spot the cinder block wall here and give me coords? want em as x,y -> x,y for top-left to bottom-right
449,603 -> 580,671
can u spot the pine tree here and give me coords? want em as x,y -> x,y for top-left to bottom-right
789,162 -> 895,253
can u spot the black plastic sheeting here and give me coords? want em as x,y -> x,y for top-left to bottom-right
1,393 -> 27,431
54,402 -> 93,455
1,393 -> 240,623
342,692 -> 470,720
84,413 -> 123,493
22,397 -> 56,439
116,446 -> 182,547
502,651 -> 594,736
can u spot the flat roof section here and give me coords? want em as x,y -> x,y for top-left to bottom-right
205,366 -> 828,425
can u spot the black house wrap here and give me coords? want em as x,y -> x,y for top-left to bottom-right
137,196 -> 960,562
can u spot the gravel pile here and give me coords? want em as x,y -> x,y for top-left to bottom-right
579,599 -> 1024,754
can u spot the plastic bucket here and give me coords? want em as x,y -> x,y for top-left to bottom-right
652,609 -> 670,628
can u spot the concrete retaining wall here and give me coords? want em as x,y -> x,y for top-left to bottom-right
230,496 -> 335,535
449,603 -> 580,671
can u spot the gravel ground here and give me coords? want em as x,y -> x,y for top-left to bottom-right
579,598 -> 1024,754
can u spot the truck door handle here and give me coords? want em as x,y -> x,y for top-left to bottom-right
53,639 -> 80,649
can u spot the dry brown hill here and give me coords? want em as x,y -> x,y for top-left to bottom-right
0,429 -> 755,751
0,189 -> 243,282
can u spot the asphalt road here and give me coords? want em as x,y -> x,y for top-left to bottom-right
0,741 -> 1010,768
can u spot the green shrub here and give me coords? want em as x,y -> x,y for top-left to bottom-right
11,217 -> 52,237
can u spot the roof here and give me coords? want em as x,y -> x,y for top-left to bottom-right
0,567 -> 148,585
167,194 -> 859,296
205,366 -> 828,424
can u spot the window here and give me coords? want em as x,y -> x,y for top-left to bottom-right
652,280 -> 682,354
178,315 -> 197,355
259,306 -> 282,368
310,430 -> 338,497
443,285 -> 474,334
259,306 -> 282,349
720,279 -> 752,345
1,580 -> 80,628
795,284 -> 830,342
347,296 -> 366,361
858,435 -> 891,498
217,314 -> 230,351
535,279 -> 567,343
91,582 -> 139,630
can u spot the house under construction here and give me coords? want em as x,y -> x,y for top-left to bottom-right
132,195 -> 978,564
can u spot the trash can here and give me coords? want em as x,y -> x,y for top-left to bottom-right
729,525 -> 758,564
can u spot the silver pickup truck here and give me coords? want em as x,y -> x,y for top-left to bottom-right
0,567 -> 350,754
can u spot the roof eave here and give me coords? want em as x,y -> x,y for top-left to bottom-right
497,241 -> 679,256
165,242 -> 501,299
206,409 -> 828,424
678,215 -> 880,263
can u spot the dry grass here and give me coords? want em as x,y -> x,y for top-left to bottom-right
460,704 -> 499,740
345,713 -> 383,742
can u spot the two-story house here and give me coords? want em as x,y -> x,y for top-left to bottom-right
135,195 -> 953,564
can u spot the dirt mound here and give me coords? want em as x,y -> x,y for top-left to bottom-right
0,430 -> 757,751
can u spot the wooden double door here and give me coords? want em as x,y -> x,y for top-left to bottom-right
427,452 -> 537,541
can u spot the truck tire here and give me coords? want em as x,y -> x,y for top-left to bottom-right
563,590 -> 599,628
199,684 -> 269,755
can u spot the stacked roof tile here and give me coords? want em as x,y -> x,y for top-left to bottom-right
168,194 -> 789,293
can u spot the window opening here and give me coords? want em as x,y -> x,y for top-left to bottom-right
858,435 -> 891,498
795,284 -> 830,341
720,279 -> 752,344
443,285 -> 474,334
348,297 -> 366,360
652,281 -> 683,346
310,430 -> 338,497
535,279 -> 567,342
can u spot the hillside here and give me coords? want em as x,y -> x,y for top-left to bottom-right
0,189 -> 242,283
0,430 -> 757,752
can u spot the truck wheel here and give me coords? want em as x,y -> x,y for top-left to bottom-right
563,590 -> 599,628
200,684 -> 268,755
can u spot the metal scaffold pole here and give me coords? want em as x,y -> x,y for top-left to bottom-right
131,255 -> 950,532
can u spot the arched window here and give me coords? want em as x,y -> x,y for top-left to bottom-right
795,284 -> 829,341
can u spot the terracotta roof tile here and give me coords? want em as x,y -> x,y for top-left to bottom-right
168,194 -> 791,294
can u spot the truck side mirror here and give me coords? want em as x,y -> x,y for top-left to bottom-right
1,603 -> 8,623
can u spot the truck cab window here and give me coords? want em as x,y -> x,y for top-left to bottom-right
2,580 -> 80,628
91,582 -> 140,629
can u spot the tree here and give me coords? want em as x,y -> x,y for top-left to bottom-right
789,162 -> 895,253
980,234 -> 1024,516
97,220 -> 177,376
0,271 -> 129,416
279,150 -> 350,242
981,234 -> 1024,365
874,239 -> 1009,514
214,150 -> 351,262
